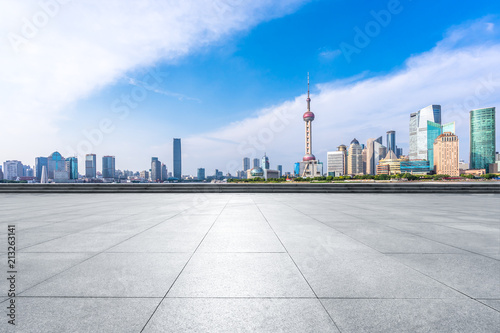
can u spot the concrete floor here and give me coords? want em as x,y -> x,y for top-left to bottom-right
0,193 -> 499,332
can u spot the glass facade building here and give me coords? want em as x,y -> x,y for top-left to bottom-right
102,156 -> 115,179
35,157 -> 48,181
426,121 -> 455,169
470,107 -> 496,172
261,154 -> 270,170
66,157 -> 78,180
197,168 -> 205,180
85,154 -> 96,178
400,160 -> 431,174
48,152 -> 66,179
173,138 -> 182,179
409,105 -> 441,160
386,131 -> 396,153
243,157 -> 250,171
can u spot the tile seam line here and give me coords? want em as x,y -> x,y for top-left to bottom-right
8,205 -> 199,302
276,199 -> 500,314
252,196 -> 342,333
139,195 -> 233,333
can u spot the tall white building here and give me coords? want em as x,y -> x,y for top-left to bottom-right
409,105 -> 441,160
347,139 -> 363,175
3,160 -> 23,180
327,145 -> 347,176
366,137 -> 383,175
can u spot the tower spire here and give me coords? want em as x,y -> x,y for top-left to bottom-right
307,72 -> 311,111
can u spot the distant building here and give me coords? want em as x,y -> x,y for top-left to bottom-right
464,169 -> 486,176
379,145 -> 387,160
151,157 -> 162,182
247,167 -> 279,180
40,165 -> 48,183
366,137 -> 383,175
277,165 -> 283,178
400,160 -> 431,175
35,157 -> 48,181
470,107 -> 496,172
427,121 -> 455,169
253,158 -> 260,168
48,152 -> 66,179
23,165 -> 34,177
85,154 -> 97,178
173,138 -> 182,179
327,145 -> 347,176
53,170 -> 70,183
102,156 -> 115,179
140,170 -> 149,180
3,160 -> 23,180
66,157 -> 78,180
215,169 -> 223,180
161,164 -> 168,181
0,167 -> 3,181
261,154 -> 270,170
386,130 -> 396,153
243,157 -> 250,171
347,139 -> 363,175
197,168 -> 205,180
409,105 -> 441,161
396,147 -> 403,158
377,150 -> 403,175
433,132 -> 459,176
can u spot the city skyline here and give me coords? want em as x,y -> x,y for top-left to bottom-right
1,2 -> 500,175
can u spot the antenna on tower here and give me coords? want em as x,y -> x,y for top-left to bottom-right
307,72 -> 310,98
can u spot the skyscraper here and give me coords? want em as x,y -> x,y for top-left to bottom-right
366,136 -> 383,175
66,157 -> 79,180
347,139 -> 363,175
261,154 -> 270,170
470,107 -> 496,172
409,105 -> 441,160
151,157 -> 162,182
277,165 -> 283,178
243,157 -> 250,171
433,132 -> 459,176
327,145 -> 347,176
102,156 -> 115,179
161,164 -> 168,181
253,158 -> 260,168
35,157 -> 48,181
3,160 -> 23,180
197,168 -> 205,180
386,130 -> 396,153
427,121 -> 455,169
85,154 -> 97,178
48,152 -> 66,179
173,138 -> 182,179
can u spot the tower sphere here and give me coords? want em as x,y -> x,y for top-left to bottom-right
303,153 -> 316,161
303,111 -> 315,121
250,167 -> 264,177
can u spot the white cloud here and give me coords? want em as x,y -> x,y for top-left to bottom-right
0,0 -> 306,167
183,18 -> 500,175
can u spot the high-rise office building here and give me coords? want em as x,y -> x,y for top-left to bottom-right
409,105 -> 441,160
161,164 -> 168,181
386,130 -> 396,153
35,157 -> 48,181
48,152 -> 66,179
173,138 -> 182,179
151,157 -> 162,182
433,132 -> 459,176
426,121 -> 455,170
347,139 -> 363,175
253,158 -> 260,168
40,165 -> 48,183
243,157 -> 250,171
396,147 -> 403,158
102,156 -> 115,179
85,154 -> 97,178
66,157 -> 78,180
197,168 -> 205,180
277,165 -> 283,178
366,136 -> 383,175
470,107 -> 496,172
261,154 -> 270,170
327,145 -> 347,176
0,167 -> 3,181
3,160 -> 23,180
379,145 -> 387,160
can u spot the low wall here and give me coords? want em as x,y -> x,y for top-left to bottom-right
0,182 -> 499,193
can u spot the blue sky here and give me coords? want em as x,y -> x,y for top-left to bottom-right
1,0 -> 500,175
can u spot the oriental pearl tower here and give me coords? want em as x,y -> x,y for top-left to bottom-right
303,73 -> 315,162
